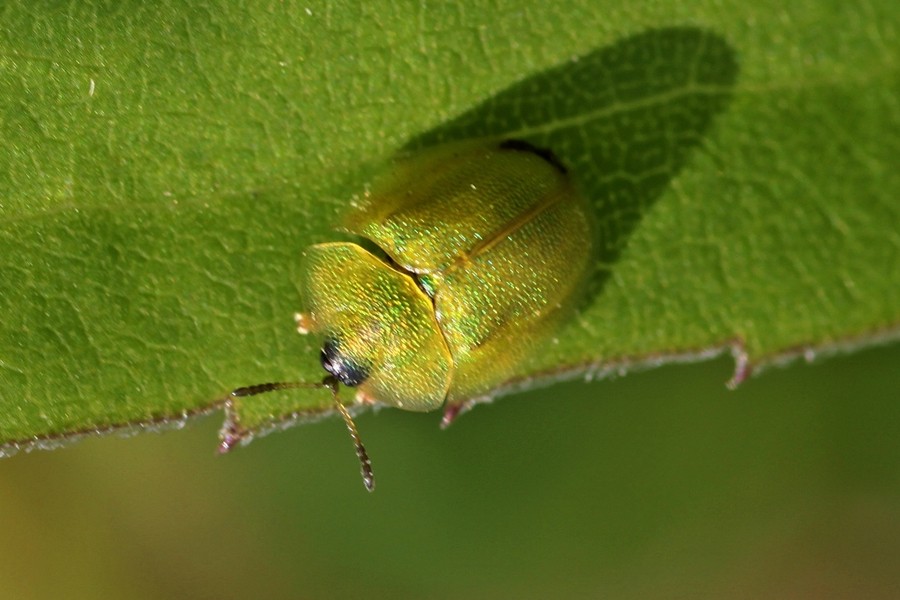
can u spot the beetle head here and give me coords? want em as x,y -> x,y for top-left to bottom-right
320,337 -> 370,387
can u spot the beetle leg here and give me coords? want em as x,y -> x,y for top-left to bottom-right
441,399 -> 476,429
355,389 -> 377,406
293,312 -> 313,335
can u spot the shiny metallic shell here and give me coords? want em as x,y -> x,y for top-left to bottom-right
302,140 -> 594,410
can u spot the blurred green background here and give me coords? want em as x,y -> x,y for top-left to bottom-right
1,342 -> 898,599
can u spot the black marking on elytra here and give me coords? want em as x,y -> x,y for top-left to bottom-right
498,139 -> 568,175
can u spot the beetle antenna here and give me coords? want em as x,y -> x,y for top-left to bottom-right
227,378 -> 375,492
323,375 -> 375,492
230,381 -> 320,397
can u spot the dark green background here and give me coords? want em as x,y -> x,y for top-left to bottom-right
1,343 -> 898,599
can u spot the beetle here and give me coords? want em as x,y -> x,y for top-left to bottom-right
226,139 -> 595,490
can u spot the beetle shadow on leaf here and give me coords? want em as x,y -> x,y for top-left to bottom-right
406,27 -> 738,305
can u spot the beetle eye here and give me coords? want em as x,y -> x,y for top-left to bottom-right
320,337 -> 370,387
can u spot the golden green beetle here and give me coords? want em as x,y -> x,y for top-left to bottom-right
229,139 -> 594,490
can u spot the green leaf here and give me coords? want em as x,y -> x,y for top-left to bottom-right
1,2 -> 898,453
